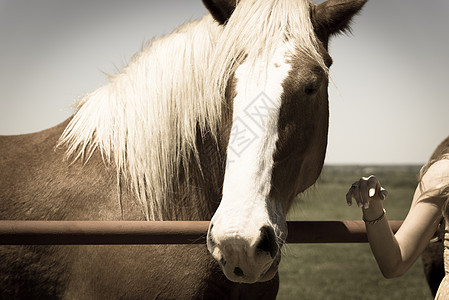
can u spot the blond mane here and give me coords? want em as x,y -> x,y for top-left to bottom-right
58,0 -> 325,220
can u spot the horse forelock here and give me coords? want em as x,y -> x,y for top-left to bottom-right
210,0 -> 327,89
58,0 -> 324,221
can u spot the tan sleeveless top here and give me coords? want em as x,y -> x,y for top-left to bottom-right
436,222 -> 449,299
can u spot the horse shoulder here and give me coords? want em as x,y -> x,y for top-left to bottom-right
0,118 -> 122,220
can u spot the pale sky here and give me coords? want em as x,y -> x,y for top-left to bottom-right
0,0 -> 448,164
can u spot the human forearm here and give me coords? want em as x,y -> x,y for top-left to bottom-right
363,200 -> 404,278
347,175 -> 443,279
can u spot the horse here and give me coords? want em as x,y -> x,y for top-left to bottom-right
421,135 -> 449,297
0,0 -> 366,298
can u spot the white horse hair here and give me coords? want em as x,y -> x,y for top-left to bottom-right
58,0 -> 326,220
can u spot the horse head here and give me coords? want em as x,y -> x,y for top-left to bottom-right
204,0 -> 367,284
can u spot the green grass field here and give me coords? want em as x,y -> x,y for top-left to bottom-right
278,165 -> 433,299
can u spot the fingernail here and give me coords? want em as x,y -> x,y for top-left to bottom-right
358,202 -> 363,208
347,201 -> 352,206
369,188 -> 375,198
364,202 -> 370,209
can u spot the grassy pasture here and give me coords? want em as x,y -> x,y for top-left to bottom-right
278,165 -> 433,299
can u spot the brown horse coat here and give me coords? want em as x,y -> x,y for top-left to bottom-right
0,120 -> 280,298
0,0 -> 367,298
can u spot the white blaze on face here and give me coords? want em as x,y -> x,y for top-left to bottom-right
208,44 -> 293,283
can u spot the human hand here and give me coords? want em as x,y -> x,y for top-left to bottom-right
346,175 -> 388,209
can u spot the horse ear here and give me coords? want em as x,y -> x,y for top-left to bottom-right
313,0 -> 367,45
202,0 -> 237,25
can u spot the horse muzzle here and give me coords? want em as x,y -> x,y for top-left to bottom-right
207,223 -> 283,284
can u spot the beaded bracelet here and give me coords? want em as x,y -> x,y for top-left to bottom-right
363,209 -> 386,225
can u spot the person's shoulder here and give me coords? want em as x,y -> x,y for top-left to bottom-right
422,157 -> 449,190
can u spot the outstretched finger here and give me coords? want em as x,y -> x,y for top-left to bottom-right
379,187 -> 388,200
346,181 -> 361,206
359,177 -> 370,208
366,175 -> 388,200
346,186 -> 355,206
367,176 -> 379,198
351,184 -> 363,208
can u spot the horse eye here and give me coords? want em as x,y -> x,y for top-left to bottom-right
303,67 -> 324,95
304,87 -> 316,95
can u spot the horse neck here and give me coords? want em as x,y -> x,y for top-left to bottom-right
163,132 -> 226,221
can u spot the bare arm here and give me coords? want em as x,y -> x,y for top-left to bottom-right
347,161 -> 449,278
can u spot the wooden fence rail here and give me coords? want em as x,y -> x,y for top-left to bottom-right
0,220 -> 403,245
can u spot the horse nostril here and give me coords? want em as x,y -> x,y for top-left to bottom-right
234,267 -> 244,277
257,226 -> 278,258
